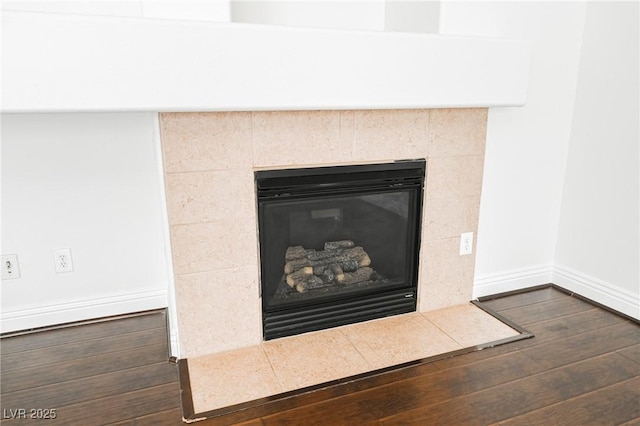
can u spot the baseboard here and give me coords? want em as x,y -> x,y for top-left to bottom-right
0,288 -> 168,333
169,329 -> 180,358
473,263 -> 639,321
553,264 -> 639,320
472,264 -> 554,299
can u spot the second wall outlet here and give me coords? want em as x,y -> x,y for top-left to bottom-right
53,248 -> 74,273
2,254 -> 21,279
460,232 -> 474,256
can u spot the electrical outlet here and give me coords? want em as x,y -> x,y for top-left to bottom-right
53,248 -> 74,273
2,254 -> 21,279
460,232 -> 473,256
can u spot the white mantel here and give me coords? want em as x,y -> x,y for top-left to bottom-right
1,11 -> 531,113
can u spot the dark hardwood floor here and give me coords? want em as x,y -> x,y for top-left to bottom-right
1,286 -> 638,425
0,310 -> 182,425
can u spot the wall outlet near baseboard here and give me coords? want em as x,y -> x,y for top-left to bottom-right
53,248 -> 74,273
460,232 -> 474,256
2,254 -> 21,279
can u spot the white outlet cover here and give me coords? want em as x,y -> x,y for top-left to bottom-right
460,232 -> 474,256
2,254 -> 21,279
53,248 -> 74,273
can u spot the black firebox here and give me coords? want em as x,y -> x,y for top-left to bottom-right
256,160 -> 425,340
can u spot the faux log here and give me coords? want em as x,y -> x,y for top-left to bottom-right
338,259 -> 360,272
296,275 -> 324,293
330,263 -> 345,283
284,258 -> 313,274
285,266 -> 313,288
342,267 -> 373,285
285,246 -> 308,261
284,246 -> 371,274
320,267 -> 335,283
324,240 -> 355,250
306,249 -> 342,261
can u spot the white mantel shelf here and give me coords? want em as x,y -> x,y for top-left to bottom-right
1,11 -> 532,113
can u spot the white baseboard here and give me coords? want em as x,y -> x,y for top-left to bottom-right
1,289 -> 168,333
472,263 -> 639,321
553,264 -> 639,320
472,264 -> 554,299
169,329 -> 179,357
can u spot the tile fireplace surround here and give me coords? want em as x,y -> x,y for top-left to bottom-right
159,108 -> 488,359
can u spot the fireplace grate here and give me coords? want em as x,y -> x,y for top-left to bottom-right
263,289 -> 416,340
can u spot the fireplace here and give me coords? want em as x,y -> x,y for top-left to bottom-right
256,160 -> 426,339
159,109 -> 488,358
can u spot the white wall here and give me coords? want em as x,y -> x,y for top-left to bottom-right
442,1 -> 639,319
439,2 -> 588,295
1,10 -> 530,112
230,0 -> 386,31
1,113 -> 172,333
230,0 -> 440,33
384,1 -> 440,33
554,2 -> 639,318
1,0 -> 231,22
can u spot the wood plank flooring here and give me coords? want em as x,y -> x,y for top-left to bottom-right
0,310 -> 181,425
1,286 -> 638,425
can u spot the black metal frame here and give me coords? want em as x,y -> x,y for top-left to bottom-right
257,160 -> 427,199
256,160 -> 426,340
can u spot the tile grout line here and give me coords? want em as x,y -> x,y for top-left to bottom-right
338,326 -> 377,372
418,312 -> 466,349
432,304 -> 522,345
187,307 -> 533,415
259,343 -> 287,394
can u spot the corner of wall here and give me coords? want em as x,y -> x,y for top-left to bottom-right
152,112 -> 181,358
553,264 -> 640,320
472,264 -> 554,299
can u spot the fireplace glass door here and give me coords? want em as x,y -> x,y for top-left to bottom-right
256,160 -> 425,340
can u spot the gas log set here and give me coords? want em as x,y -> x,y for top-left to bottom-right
284,240 -> 375,293
258,161 -> 424,338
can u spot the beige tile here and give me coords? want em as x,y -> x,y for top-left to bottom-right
252,111 -> 346,167
175,267 -> 262,358
165,169 -> 255,225
187,345 -> 282,413
426,155 -> 485,199
263,328 -> 370,392
185,305 -> 523,413
422,304 -> 519,348
170,218 -> 258,275
342,313 -> 461,369
429,108 -> 488,157
160,107 -> 495,375
353,109 -> 429,161
422,196 -> 481,241
418,238 -> 475,312
159,112 -> 253,173
340,110 -> 356,152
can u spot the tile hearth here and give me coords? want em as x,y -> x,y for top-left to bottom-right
185,302 -> 520,415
